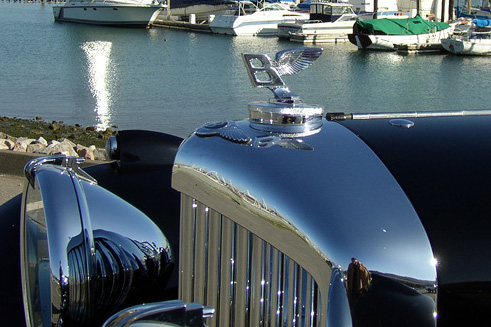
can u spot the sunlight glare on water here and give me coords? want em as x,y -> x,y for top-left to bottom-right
81,41 -> 114,130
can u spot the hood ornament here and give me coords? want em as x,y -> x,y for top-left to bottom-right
242,47 -> 324,134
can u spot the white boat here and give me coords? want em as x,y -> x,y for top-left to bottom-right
52,0 -> 167,28
277,1 -> 358,43
442,20 -> 491,55
209,1 -> 308,36
348,14 -> 455,50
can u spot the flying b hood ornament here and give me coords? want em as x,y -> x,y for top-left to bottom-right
242,47 -> 324,134
196,47 -> 324,143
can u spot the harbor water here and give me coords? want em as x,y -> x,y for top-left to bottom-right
2,2 -> 491,138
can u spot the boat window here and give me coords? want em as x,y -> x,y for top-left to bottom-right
263,3 -> 284,11
332,6 -> 349,15
311,4 -> 322,14
323,6 -> 332,15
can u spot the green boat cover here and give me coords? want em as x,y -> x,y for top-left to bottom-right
354,14 -> 450,35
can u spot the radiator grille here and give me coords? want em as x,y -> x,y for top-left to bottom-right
179,195 -> 323,327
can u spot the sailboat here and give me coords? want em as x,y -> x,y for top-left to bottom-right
348,14 -> 455,50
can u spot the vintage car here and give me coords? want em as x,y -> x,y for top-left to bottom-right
1,47 -> 491,327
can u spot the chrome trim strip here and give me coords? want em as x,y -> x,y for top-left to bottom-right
102,300 -> 214,327
340,109 -> 491,120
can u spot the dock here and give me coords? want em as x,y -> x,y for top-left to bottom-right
288,32 -> 350,44
152,13 -> 212,33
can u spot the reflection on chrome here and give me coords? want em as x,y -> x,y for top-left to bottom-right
82,41 -> 113,131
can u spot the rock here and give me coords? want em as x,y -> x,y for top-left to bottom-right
27,143 -> 46,154
58,138 -> 76,148
5,139 -> 15,150
41,140 -> 77,157
13,137 -> 36,152
86,126 -> 96,132
35,116 -> 43,120
93,148 -> 108,161
0,142 -> 9,150
0,132 -> 16,142
76,144 -> 94,160
49,122 -> 60,131
34,137 -> 48,147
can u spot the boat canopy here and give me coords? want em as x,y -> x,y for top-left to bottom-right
354,14 -> 450,35
474,19 -> 491,27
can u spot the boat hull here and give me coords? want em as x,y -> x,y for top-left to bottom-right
278,20 -> 355,43
442,37 -> 491,55
349,27 -> 454,50
209,11 -> 308,36
53,4 -> 164,27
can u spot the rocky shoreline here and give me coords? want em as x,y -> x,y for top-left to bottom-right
0,117 -> 116,161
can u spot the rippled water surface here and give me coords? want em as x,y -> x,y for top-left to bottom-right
2,3 -> 491,137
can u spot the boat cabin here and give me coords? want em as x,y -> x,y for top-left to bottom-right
309,0 -> 356,22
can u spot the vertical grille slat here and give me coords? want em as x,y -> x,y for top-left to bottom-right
270,248 -> 280,327
179,195 -> 194,301
206,210 -> 221,327
194,202 -> 207,304
218,218 -> 234,326
235,225 -> 249,327
303,271 -> 313,327
179,195 -> 323,327
250,236 -> 263,327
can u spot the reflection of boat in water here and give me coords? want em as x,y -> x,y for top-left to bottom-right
52,0 -> 167,28
348,14 -> 454,50
442,19 -> 491,55
277,1 -> 358,43
209,1 -> 308,36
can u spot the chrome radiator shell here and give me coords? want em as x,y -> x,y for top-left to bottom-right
172,119 -> 437,326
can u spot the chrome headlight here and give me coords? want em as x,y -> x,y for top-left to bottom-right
21,156 -> 173,327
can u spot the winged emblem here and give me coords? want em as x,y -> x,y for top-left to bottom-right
272,47 -> 323,77
242,47 -> 323,99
